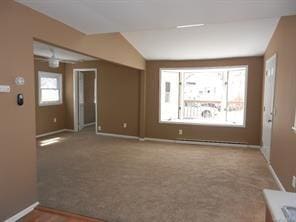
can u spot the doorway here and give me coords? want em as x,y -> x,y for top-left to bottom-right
262,54 -> 277,162
73,69 -> 98,133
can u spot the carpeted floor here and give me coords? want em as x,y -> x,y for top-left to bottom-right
37,127 -> 277,222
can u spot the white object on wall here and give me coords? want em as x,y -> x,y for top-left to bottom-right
0,85 -> 11,93
292,107 -> 296,133
262,54 -> 277,163
15,76 -> 25,85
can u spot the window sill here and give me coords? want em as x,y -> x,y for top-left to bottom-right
159,120 -> 246,128
39,102 -> 63,107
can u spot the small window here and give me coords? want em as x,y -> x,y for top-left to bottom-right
38,71 -> 63,106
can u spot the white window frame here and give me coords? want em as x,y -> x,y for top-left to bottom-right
159,66 -> 248,128
38,71 -> 63,106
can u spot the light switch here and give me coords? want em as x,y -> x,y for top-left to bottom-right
0,85 -> 11,93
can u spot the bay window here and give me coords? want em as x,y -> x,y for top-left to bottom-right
159,66 -> 247,126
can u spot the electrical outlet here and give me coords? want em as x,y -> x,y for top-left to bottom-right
98,126 -> 102,131
53,118 -> 57,123
292,176 -> 296,189
123,123 -> 127,128
178,129 -> 183,135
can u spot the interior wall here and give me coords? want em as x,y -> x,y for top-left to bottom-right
0,5 -> 37,220
98,61 -> 140,136
0,0 -> 144,220
264,15 -> 296,191
145,57 -> 264,145
34,59 -> 66,135
65,61 -> 141,137
83,71 -> 96,125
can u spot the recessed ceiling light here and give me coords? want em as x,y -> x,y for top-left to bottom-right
177,23 -> 205,29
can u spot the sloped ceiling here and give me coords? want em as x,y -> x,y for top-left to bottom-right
17,0 -> 296,60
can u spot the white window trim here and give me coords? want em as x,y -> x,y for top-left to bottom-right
38,71 -> 63,106
158,66 -> 248,128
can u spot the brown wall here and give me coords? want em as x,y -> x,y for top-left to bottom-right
145,57 -> 264,145
83,71 -> 96,124
99,61 -> 140,136
65,61 -> 141,137
34,59 -> 66,135
0,4 -> 37,220
264,15 -> 296,191
0,0 -> 144,220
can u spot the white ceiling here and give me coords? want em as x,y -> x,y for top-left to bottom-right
33,41 -> 96,61
122,18 -> 279,60
16,0 -> 296,34
18,0 -> 296,60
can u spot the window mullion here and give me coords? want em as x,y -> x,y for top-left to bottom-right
225,71 -> 230,122
178,72 -> 184,120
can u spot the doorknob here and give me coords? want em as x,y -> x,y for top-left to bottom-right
268,120 -> 272,123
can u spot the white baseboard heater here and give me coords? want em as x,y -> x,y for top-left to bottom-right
176,138 -> 247,145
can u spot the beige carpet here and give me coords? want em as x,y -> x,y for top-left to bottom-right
37,127 -> 277,222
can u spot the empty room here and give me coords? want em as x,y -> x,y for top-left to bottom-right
1,1 -> 296,222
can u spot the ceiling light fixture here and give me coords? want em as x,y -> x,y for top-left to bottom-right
177,23 -> 205,29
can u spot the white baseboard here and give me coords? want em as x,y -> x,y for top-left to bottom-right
95,135 -> 258,149
36,129 -> 76,138
268,164 -> 286,192
5,202 -> 39,222
144,137 -> 176,143
64,129 -> 76,133
143,137 -> 260,149
36,129 -> 66,138
96,132 -> 139,140
260,147 -> 269,163
83,122 -> 95,127
258,147 -> 285,191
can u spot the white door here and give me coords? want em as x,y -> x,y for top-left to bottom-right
78,72 -> 84,130
262,54 -> 277,162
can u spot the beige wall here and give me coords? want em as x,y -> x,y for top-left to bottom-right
83,71 -> 96,124
0,0 -> 144,220
34,59 -> 66,135
0,4 -> 37,220
145,57 -> 264,145
65,61 -> 141,136
264,15 -> 296,191
99,61 -> 141,136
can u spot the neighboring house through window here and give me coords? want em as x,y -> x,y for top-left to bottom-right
165,82 -> 171,103
159,66 -> 248,126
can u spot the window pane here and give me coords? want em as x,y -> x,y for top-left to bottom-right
183,70 -> 227,124
41,77 -> 57,89
160,71 -> 179,122
41,89 -> 60,102
226,69 -> 246,125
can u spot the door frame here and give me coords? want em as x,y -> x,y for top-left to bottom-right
261,53 -> 277,162
73,68 -> 98,134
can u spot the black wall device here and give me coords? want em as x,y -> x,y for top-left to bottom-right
17,93 -> 24,106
